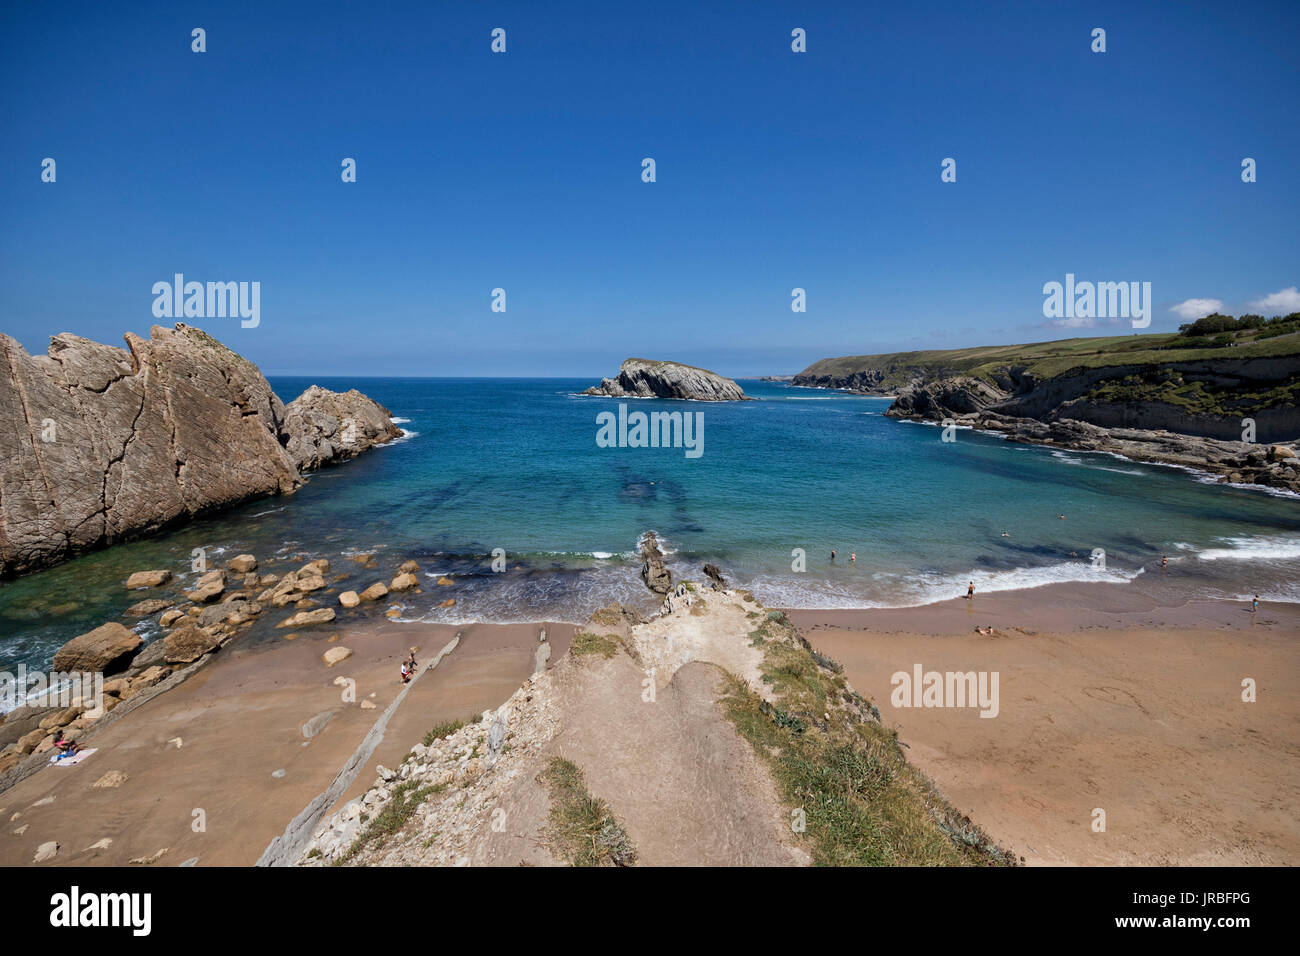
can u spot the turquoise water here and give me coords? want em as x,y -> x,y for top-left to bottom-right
2,378 -> 1298,673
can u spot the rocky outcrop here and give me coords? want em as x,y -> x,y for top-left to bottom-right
282,386 -> 402,471
847,359 -> 1300,493
885,376 -> 1008,419
50,622 -> 142,674
0,323 -> 402,578
583,358 -> 750,401
914,408 -> 1300,494
791,366 -> 902,394
639,531 -> 672,593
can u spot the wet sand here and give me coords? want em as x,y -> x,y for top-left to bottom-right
0,620 -> 573,867
787,583 -> 1300,865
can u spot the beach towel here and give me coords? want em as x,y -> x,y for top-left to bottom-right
48,748 -> 97,766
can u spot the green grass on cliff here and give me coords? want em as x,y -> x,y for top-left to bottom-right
540,757 -> 638,866
1082,373 -> 1300,418
796,330 -> 1300,390
722,615 -> 1014,867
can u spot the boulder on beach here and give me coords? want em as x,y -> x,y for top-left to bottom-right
261,564 -> 329,606
227,554 -> 258,574
338,591 -> 360,608
389,572 -> 418,592
188,570 -> 226,603
52,622 -> 142,674
359,582 -> 389,601
322,646 -> 353,666
125,570 -> 172,589
164,624 -> 221,664
125,639 -> 169,676
277,607 -> 337,629
125,598 -> 172,617
197,600 -> 261,628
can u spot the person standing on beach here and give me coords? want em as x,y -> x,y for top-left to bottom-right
1161,555 -> 1168,571
967,581 -> 975,599
850,552 -> 856,564
830,550 -> 836,562
1252,595 -> 1259,613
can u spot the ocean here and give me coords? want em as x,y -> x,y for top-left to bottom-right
2,377 -> 1298,676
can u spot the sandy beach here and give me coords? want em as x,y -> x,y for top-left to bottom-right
0,619 -> 574,867
787,582 -> 1300,866
3,574 -> 1297,868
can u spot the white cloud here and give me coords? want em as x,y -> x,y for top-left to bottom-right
1169,298 -> 1223,320
1050,316 -> 1095,328
1247,286 -> 1300,315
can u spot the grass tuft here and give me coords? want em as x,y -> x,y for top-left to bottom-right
540,757 -> 637,867
721,613 -> 1012,867
570,631 -> 619,659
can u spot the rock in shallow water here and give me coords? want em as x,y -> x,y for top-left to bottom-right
51,622 -> 142,674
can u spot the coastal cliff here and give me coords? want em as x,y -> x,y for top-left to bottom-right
0,323 -> 401,578
584,358 -> 750,401
793,328 -> 1300,492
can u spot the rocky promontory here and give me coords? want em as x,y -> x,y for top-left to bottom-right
793,329 -> 1300,494
583,358 -> 750,401
881,376 -> 1300,493
0,323 -> 402,578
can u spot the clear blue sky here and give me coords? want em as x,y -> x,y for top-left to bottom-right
2,0 -> 1297,377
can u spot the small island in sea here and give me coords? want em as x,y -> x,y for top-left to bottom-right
583,357 -> 751,401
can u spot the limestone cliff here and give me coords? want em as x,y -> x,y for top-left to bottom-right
0,323 -> 401,577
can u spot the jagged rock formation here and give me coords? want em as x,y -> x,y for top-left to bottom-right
880,377 -> 1300,493
968,415 -> 1300,494
282,385 -> 402,471
794,335 -> 1300,493
0,323 -> 401,578
583,358 -> 750,401
885,376 -> 1008,419
796,340 -> 1300,441
639,531 -> 672,593
791,366 -> 900,394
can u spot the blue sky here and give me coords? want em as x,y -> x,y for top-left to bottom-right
2,0 -> 1297,377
